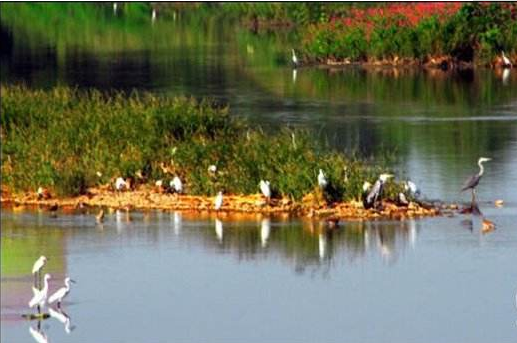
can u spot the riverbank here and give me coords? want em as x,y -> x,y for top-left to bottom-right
0,185 -> 440,221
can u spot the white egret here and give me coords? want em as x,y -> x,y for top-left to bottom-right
208,165 -> 217,173
155,179 -> 163,188
404,180 -> 420,197
151,8 -> 156,22
317,169 -> 328,189
291,49 -> 299,67
461,157 -> 491,204
113,2 -> 117,14
501,51 -> 512,68
29,325 -> 48,343
398,192 -> 409,206
214,191 -> 223,210
260,218 -> 271,248
215,219 -> 223,242
171,176 -> 183,193
48,277 -> 75,308
29,274 -> 51,313
362,181 -> 372,193
115,177 -> 127,191
32,256 -> 47,288
259,180 -> 271,199
364,174 -> 393,209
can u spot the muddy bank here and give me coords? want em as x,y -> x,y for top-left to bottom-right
1,185 -> 441,221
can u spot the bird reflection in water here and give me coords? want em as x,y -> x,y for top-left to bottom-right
260,218 -> 271,248
215,218 -> 223,243
172,211 -> 182,236
29,321 -> 48,343
49,307 -> 75,334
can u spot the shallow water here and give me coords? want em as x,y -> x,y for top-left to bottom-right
1,7 -> 517,342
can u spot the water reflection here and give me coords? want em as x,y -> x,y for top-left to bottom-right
260,218 -> 270,248
48,308 -> 74,334
29,322 -> 48,343
215,218 -> 223,243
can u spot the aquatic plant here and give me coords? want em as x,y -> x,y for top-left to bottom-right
1,85 -> 400,200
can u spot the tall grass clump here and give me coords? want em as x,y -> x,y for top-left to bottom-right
1,85 -> 399,201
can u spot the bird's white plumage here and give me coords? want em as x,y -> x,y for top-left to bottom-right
171,176 -> 182,193
318,169 -> 328,189
291,49 -> 298,65
48,277 -> 73,304
29,274 -> 51,308
155,179 -> 163,187
259,180 -> 271,198
214,191 -> 223,210
379,174 -> 393,183
32,256 -> 47,274
115,177 -> 127,191
502,51 -> 512,67
208,165 -> 217,173
362,181 -> 372,192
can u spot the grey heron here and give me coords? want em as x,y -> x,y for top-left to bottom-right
363,174 -> 393,209
461,157 -> 491,204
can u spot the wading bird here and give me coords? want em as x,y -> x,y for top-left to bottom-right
501,51 -> 512,68
461,157 -> 491,205
151,8 -> 156,22
115,177 -> 127,191
404,180 -> 420,198
214,191 -> 223,211
364,174 -> 393,209
171,176 -> 183,194
32,256 -> 48,289
318,169 -> 328,189
29,274 -> 51,313
291,49 -> 299,68
48,277 -> 76,308
259,180 -> 271,199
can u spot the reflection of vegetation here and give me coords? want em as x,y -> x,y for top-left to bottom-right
1,85 -> 400,200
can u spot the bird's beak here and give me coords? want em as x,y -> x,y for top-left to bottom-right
70,279 -> 77,284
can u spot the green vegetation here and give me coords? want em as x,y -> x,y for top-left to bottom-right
1,85 -> 400,201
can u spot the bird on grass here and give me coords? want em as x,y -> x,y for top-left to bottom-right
171,176 -> 183,194
48,277 -> 76,308
318,169 -> 328,189
32,256 -> 48,289
29,274 -> 51,313
364,174 -> 393,209
259,180 -> 271,200
291,49 -> 299,68
501,51 -> 512,68
37,187 -> 51,200
461,157 -> 491,205
214,191 -> 223,211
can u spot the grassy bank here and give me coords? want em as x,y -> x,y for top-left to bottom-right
301,3 -> 517,66
1,85 -> 401,201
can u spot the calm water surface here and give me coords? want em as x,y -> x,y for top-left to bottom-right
1,7 -> 517,343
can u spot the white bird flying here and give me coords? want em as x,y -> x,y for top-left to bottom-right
29,274 -> 51,312
48,277 -> 75,308
259,180 -> 271,199
318,169 -> 328,189
214,191 -> 223,210
171,176 -> 183,193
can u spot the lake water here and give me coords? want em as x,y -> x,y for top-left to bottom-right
1,7 -> 517,343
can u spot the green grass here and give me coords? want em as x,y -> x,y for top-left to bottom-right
1,85 -> 401,201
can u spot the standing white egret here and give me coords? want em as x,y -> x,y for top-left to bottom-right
151,8 -> 157,22
215,219 -> 223,242
501,51 -> 512,68
208,165 -> 217,174
113,2 -> 117,14
214,191 -> 223,210
260,218 -> 271,248
364,174 -> 393,209
404,180 -> 420,197
317,169 -> 328,189
32,256 -> 47,289
29,274 -> 51,313
291,49 -> 299,68
115,177 -> 127,191
171,176 -> 183,194
259,180 -> 271,199
48,277 -> 75,308
461,157 -> 491,204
